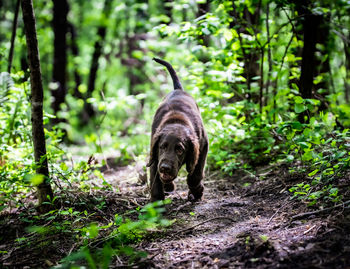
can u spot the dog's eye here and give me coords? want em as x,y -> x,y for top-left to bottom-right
175,146 -> 184,155
160,143 -> 167,150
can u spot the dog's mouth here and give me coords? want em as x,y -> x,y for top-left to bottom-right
159,172 -> 175,182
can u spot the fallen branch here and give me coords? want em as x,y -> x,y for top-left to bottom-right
176,216 -> 235,235
291,200 -> 350,221
168,201 -> 192,216
267,197 -> 290,224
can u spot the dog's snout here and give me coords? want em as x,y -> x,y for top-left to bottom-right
159,163 -> 171,173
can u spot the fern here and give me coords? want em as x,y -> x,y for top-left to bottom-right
0,72 -> 14,104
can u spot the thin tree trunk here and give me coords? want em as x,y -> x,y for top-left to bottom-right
163,0 -> 173,24
68,22 -> 83,99
124,0 -> 149,111
7,0 -> 20,73
82,0 -> 113,124
229,1 -> 261,103
344,31 -> 350,103
259,48 -> 264,113
51,0 -> 68,124
298,5 -> 322,122
21,0 -> 53,213
299,12 -> 321,100
197,1 -> 210,47
313,12 -> 331,111
265,2 -> 272,107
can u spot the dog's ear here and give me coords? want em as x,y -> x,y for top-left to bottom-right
147,133 -> 162,167
186,136 -> 200,175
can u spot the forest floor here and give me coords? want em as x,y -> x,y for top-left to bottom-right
1,159 -> 350,268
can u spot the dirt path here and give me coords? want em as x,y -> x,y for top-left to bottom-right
103,163 -> 350,268
1,162 -> 349,268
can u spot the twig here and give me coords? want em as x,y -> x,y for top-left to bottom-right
204,171 -> 221,181
176,216 -> 235,235
291,200 -> 350,221
96,84 -> 110,170
174,189 -> 185,202
171,201 -> 192,216
8,0 -> 20,72
303,224 -> 316,235
68,242 -> 78,256
113,197 -> 142,208
267,197 -> 290,224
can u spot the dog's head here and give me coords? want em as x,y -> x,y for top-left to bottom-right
147,124 -> 199,183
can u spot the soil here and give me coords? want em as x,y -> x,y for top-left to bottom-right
1,161 -> 350,268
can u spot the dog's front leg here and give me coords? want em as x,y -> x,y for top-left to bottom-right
150,163 -> 165,201
187,142 -> 208,201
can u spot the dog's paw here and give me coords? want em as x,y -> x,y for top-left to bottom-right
187,191 -> 203,202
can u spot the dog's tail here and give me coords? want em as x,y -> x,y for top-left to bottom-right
153,58 -> 183,90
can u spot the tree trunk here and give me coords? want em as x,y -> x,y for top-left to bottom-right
344,31 -> 350,103
163,0 -> 173,24
68,22 -> 83,99
197,1 -> 210,47
265,2 -> 272,107
51,0 -> 68,124
298,7 -> 322,121
229,1 -> 261,103
7,0 -> 20,73
314,13 -> 331,111
81,0 -> 113,124
21,0 -> 54,213
298,9 -> 321,100
259,48 -> 264,113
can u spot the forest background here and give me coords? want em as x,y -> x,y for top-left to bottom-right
0,0 -> 350,267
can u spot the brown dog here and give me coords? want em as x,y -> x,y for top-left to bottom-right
147,58 -> 208,202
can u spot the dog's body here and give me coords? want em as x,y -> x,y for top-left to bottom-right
148,58 -> 208,201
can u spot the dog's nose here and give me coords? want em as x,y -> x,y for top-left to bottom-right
159,163 -> 171,174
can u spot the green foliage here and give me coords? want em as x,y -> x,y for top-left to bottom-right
286,126 -> 349,206
57,199 -> 173,268
0,72 -> 103,210
1,3 -> 350,268
0,72 -> 36,207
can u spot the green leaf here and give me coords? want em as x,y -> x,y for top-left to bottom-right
86,223 -> 99,239
294,96 -> 304,104
298,142 -> 310,149
202,28 -> 210,35
286,155 -> 294,162
294,103 -> 307,113
231,41 -> 240,51
303,128 -> 312,136
291,121 -> 302,130
30,174 -> 45,186
308,169 -> 318,177
223,29 -> 233,41
259,234 -> 269,242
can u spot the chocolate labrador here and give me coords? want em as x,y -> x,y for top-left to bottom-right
147,58 -> 208,201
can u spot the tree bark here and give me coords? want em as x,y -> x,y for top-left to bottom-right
51,0 -> 68,123
259,48 -> 264,113
21,0 -> 54,212
68,22 -> 83,99
7,0 -> 20,73
197,0 -> 210,47
344,31 -> 350,103
298,6 -> 322,121
298,9 -> 321,100
81,0 -> 113,124
123,0 -> 149,111
265,2 -> 272,107
229,1 -> 261,103
163,0 -> 173,24
314,13 -> 331,111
